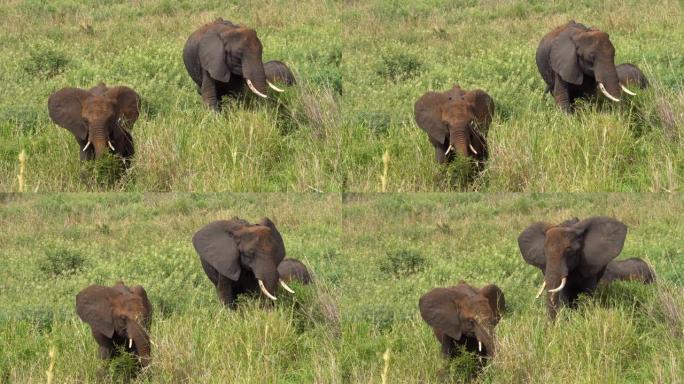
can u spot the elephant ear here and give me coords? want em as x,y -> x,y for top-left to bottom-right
550,29 -> 583,85
575,217 -> 627,276
48,87 -> 90,140
414,91 -> 449,145
518,222 -> 553,271
130,285 -> 152,328
463,89 -> 494,134
199,28 -> 232,83
76,285 -> 115,338
419,288 -> 463,341
478,284 -> 505,324
105,86 -> 140,131
259,217 -> 286,264
192,220 -> 244,281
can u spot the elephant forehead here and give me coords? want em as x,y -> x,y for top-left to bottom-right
544,227 -> 574,247
82,97 -> 115,118
442,102 -> 470,120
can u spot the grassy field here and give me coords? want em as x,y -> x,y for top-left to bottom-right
0,193 -> 342,383
341,193 -> 684,383
342,0 -> 684,192
0,0 -> 341,192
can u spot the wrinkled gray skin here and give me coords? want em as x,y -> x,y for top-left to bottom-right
192,217 -> 287,309
536,21 -> 631,112
419,282 -> 505,359
277,258 -> 311,284
518,216 -> 628,319
183,18 -> 273,111
265,60 -> 297,86
48,83 -> 139,163
616,63 -> 649,89
76,282 -> 152,367
600,258 -> 655,285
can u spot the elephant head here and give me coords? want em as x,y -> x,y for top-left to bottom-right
419,283 -> 505,358
198,19 -> 283,98
518,217 -> 627,319
550,22 -> 636,102
264,60 -> 297,86
76,283 -> 152,366
48,84 -> 139,160
414,86 -> 493,162
277,258 -> 312,284
192,217 -> 293,301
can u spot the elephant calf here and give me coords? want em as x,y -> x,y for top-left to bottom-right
600,258 -> 655,285
277,258 -> 312,284
76,282 -> 152,367
414,85 -> 494,165
419,282 -> 505,359
616,63 -> 649,90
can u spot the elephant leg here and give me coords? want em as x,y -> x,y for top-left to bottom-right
201,70 -> 219,111
435,331 -> 458,358
434,146 -> 448,164
552,74 -> 572,113
92,330 -> 114,360
217,274 -> 236,309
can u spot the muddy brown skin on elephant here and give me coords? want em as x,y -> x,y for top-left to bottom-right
600,258 -> 655,285
192,217 -> 296,309
76,282 -> 152,367
536,21 -> 638,112
277,258 -> 312,284
419,283 -> 505,359
414,85 -> 494,164
518,217 -> 628,319
264,60 -> 297,86
616,63 -> 649,89
182,18 -> 284,110
48,83 -> 139,163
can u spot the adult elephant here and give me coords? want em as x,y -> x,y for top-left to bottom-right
48,83 -> 139,163
617,63 -> 649,89
76,282 -> 152,367
265,60 -> 297,87
536,21 -> 637,112
600,258 -> 655,285
182,18 -> 284,110
192,217 -> 295,308
419,282 -> 505,358
277,258 -> 312,284
414,85 -> 494,164
518,216 -> 628,319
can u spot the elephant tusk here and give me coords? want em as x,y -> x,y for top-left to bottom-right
279,279 -> 295,294
82,141 -> 91,151
535,281 -> 546,299
478,341 -> 482,352
258,279 -> 277,300
620,84 -> 637,96
246,79 -> 268,99
107,141 -> 115,151
444,145 -> 454,156
548,277 -> 567,293
267,80 -> 284,93
468,143 -> 478,155
598,83 -> 621,102
128,338 -> 133,349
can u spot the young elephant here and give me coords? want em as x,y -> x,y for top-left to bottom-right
48,83 -> 139,163
600,258 -> 655,285
419,283 -> 505,358
76,282 -> 152,367
265,60 -> 297,87
182,18 -> 285,110
616,63 -> 649,89
277,258 -> 312,284
518,216 -> 628,319
414,85 -> 494,164
536,21 -> 637,112
192,217 -> 296,309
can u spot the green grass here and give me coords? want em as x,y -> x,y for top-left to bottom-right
0,193 -> 342,383
0,0 -> 341,192
341,193 -> 684,382
341,0 -> 684,192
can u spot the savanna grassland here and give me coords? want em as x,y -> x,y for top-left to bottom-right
342,0 -> 684,192
0,0 -> 341,192
341,193 -> 684,383
0,193 -> 342,383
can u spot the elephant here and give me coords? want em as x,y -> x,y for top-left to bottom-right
192,217 -> 296,309
277,258 -> 312,284
265,60 -> 297,87
182,18 -> 285,110
518,216 -> 628,319
48,83 -> 139,163
419,282 -> 505,359
76,282 -> 152,367
414,85 -> 494,164
616,63 -> 649,89
600,258 -> 655,285
535,21 -> 637,112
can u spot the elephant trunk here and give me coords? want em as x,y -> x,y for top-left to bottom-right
449,124 -> 470,158
544,258 -> 569,319
254,259 -> 279,300
473,322 -> 496,357
595,60 -> 622,102
89,122 -> 110,158
127,321 -> 151,367
242,54 -> 269,98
